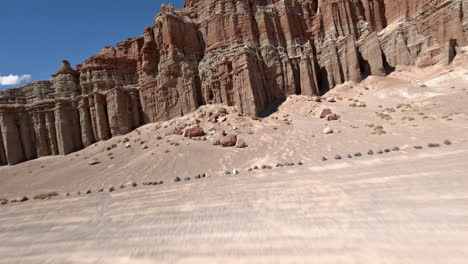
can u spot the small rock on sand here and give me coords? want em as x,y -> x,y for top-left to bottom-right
323,127 -> 334,134
220,134 -> 237,147
184,126 -> 205,138
327,113 -> 340,121
320,109 -> 332,118
236,138 -> 248,148
88,159 -> 101,166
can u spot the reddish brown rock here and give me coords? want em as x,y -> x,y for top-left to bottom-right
220,134 -> 237,147
184,127 -> 205,138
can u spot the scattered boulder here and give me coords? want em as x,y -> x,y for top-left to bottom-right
253,166 -> 259,169
33,191 -> 59,200
323,127 -> 334,134
297,161 -> 303,165
174,177 -> 181,182
212,138 -> 221,145
327,113 -> 340,121
384,149 -> 391,153
0,198 -> 8,205
125,143 -> 131,148
357,102 -> 367,107
428,143 -> 441,148
354,152 -> 362,157
220,134 -> 237,147
86,190 -> 92,194
392,147 -> 400,151
131,182 -> 138,187
327,97 -> 336,103
109,187 -> 115,192
444,140 -> 452,145
19,196 -> 29,202
414,146 -> 423,150
368,150 -> 374,155
312,96 -> 322,102
335,154 -> 342,160
120,184 -> 125,189
98,188 -> 104,192
184,126 -> 205,138
88,159 -> 101,166
184,177 -> 191,181
372,126 -> 386,135
320,109 -> 332,118
233,169 -> 240,175
195,174 -> 201,179
347,154 -> 353,159
322,156 -> 328,161
377,150 -> 384,154
236,138 -> 248,148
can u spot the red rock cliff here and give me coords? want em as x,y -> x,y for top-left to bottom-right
0,0 -> 466,165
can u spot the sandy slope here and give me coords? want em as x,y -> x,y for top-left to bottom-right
1,51 -> 468,263
0,145 -> 467,263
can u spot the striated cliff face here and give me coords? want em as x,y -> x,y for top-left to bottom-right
1,0 -> 467,165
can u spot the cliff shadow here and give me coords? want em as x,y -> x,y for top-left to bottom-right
382,52 -> 395,75
318,66 -> 330,96
259,97 -> 286,118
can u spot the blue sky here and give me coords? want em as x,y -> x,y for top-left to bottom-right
0,0 -> 185,90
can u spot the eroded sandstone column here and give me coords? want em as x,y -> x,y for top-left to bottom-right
300,54 -> 320,96
55,101 -> 82,155
106,88 -> 134,136
78,97 -> 95,147
45,111 -> 59,155
0,111 -> 25,165
17,110 -> 37,160
0,125 -> 7,166
94,93 -> 111,141
33,111 -> 51,157
130,91 -> 142,129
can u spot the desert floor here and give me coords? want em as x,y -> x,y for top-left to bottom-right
1,53 -> 468,263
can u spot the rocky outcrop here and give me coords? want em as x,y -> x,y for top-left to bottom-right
0,60 -> 143,165
1,0 -> 467,165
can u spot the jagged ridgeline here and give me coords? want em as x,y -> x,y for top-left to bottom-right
0,0 -> 465,165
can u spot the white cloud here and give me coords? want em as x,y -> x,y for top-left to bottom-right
0,74 -> 32,86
